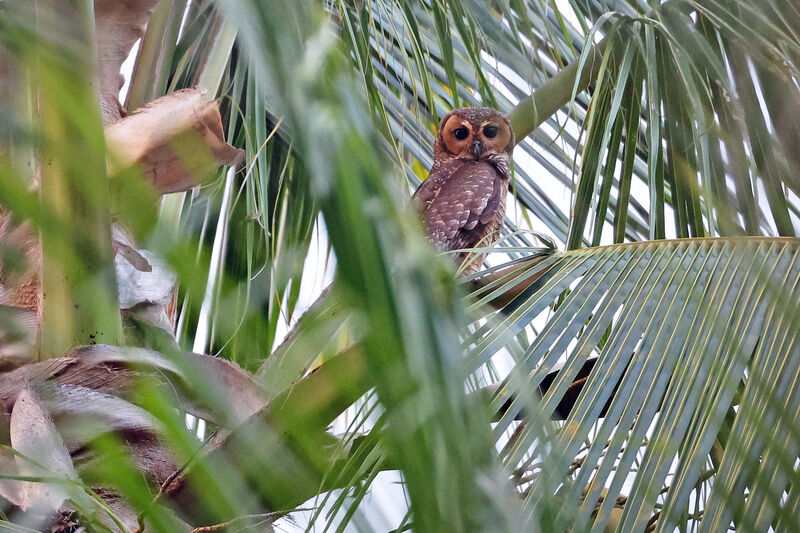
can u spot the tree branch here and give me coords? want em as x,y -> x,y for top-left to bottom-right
509,41 -> 606,142
464,252 -> 555,309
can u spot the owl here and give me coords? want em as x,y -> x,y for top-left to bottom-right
412,107 -> 515,275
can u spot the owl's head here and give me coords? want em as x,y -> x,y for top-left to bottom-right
434,107 -> 514,162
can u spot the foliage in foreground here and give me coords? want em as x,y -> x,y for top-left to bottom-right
0,0 -> 798,532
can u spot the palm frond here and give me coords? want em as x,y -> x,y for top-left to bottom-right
475,237 -> 800,531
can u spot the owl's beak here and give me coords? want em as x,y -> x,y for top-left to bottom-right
472,140 -> 483,160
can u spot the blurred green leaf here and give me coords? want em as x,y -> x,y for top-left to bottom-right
1,0 -> 799,531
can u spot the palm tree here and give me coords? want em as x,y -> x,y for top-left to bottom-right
0,0 -> 798,531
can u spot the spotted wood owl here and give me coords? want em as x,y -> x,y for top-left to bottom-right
412,107 -> 515,275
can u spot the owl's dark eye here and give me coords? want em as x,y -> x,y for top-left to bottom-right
483,125 -> 499,138
453,127 -> 469,140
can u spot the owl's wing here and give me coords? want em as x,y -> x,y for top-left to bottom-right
411,159 -> 463,210
423,161 -> 504,252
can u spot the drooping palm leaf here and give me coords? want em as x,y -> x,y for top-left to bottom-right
472,237 -> 800,532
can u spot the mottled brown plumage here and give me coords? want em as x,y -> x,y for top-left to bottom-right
412,107 -> 514,275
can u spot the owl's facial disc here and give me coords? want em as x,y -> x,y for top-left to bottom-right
438,109 -> 515,160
